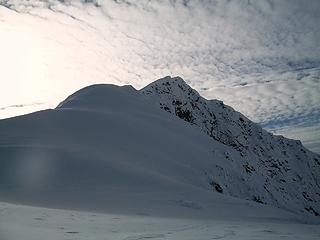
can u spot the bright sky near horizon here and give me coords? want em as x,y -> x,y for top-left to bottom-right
0,0 -> 319,153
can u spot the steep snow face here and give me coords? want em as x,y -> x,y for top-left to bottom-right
141,76 -> 320,217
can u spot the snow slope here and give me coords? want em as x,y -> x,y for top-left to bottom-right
0,79 -> 319,224
142,76 -> 320,217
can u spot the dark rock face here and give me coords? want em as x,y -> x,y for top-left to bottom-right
141,76 -> 320,217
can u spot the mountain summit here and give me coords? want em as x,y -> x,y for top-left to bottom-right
142,76 -> 320,217
0,76 -> 319,221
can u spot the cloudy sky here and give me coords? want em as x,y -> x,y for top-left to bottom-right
0,0 -> 319,153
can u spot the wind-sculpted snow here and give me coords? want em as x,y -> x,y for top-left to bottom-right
0,78 -> 319,223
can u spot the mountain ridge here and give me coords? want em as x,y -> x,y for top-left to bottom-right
0,76 -> 319,221
142,76 -> 320,217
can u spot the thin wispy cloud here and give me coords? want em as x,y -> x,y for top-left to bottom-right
0,0 -> 319,152
0,102 -> 44,111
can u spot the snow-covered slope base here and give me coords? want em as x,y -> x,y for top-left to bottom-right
0,79 -> 319,227
1,202 -> 320,240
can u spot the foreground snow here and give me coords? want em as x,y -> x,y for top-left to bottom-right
0,202 -> 319,240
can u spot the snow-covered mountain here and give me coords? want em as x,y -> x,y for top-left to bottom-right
0,77 -> 319,222
141,76 -> 320,217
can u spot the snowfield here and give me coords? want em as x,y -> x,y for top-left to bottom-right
0,77 -> 319,239
1,202 -> 320,240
